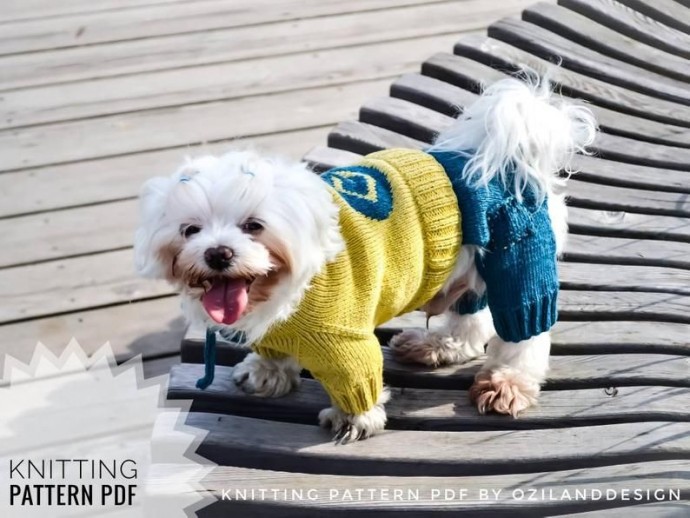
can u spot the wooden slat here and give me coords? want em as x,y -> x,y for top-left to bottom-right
185,412 -> 690,476
169,364 -> 690,429
0,79 -> 390,172
559,262 -> 690,296
0,127 -> 329,218
359,90 -> 690,171
0,0 -> 193,23
0,296 -> 183,371
560,0 -> 690,59
0,199 -> 137,268
401,64 -> 690,151
564,234 -> 690,271
524,2 -> 690,82
447,38 -> 690,143
181,328 -> 690,389
0,0 -> 533,90
568,208 -> 690,243
0,249 -> 171,324
185,308 -> 690,357
0,0 -> 436,55
616,0 -> 690,34
0,33 -> 462,130
490,18 -> 690,105
561,501 -> 690,517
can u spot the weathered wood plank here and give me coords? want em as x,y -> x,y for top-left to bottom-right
169,364 -> 690,429
405,60 -> 690,151
566,179 -> 690,218
559,262 -> 690,296
186,412 -> 690,476
185,307 -> 690,357
0,127 -> 329,218
490,17 -> 690,105
561,501 -> 690,517
568,207 -> 690,243
616,0 -> 690,34
0,199 -> 137,268
0,0 -> 530,90
558,290 -> 690,324
564,234 -> 690,271
450,35 -> 690,139
560,0 -> 690,59
0,296 -> 183,372
0,0 -> 193,23
309,141 -> 690,218
0,33 -> 462,130
0,249 -> 171,324
372,313 -> 690,356
0,79 -> 390,171
328,120 -> 427,155
524,2 -> 690,82
182,461 -> 690,515
0,0 -> 438,55
182,327 -> 690,389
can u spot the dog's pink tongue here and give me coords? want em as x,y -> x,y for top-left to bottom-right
201,279 -> 248,325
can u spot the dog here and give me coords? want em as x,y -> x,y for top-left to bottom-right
134,76 -> 596,443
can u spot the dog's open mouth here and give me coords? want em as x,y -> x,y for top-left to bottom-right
199,277 -> 253,325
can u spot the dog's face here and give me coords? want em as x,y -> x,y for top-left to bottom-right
134,150 -> 341,333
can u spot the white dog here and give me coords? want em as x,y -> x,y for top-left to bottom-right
134,76 -> 596,443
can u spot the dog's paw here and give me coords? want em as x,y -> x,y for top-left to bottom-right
318,388 -> 390,444
232,353 -> 301,398
389,328 -> 483,368
469,368 -> 539,417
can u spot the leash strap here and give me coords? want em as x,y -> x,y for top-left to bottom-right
195,328 -> 217,389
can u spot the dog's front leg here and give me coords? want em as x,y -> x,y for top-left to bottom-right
233,352 -> 301,397
319,388 -> 390,444
469,332 -> 550,417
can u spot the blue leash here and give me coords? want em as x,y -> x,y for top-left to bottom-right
196,328 -> 217,389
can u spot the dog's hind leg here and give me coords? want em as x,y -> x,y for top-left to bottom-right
389,304 -> 494,367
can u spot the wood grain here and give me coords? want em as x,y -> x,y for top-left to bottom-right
560,0 -> 690,59
169,364 -> 690,429
490,17 -> 690,105
186,411 -> 690,476
524,2 -> 690,82
0,0 -> 532,90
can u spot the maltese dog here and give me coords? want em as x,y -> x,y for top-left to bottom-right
134,76 -> 596,443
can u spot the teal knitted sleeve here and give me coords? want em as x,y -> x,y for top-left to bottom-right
477,198 -> 559,342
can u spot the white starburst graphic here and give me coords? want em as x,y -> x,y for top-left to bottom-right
0,340 -> 214,517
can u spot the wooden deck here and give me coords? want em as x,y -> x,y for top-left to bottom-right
2,0 -> 690,515
0,0 -> 538,374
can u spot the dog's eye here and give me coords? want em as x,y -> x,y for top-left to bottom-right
241,219 -> 264,234
181,224 -> 201,238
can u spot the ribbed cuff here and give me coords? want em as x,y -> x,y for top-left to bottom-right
491,290 -> 558,343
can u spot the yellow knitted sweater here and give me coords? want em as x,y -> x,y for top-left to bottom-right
254,149 -> 461,414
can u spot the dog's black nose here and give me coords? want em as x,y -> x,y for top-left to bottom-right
204,246 -> 234,271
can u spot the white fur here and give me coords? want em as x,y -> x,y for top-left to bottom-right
432,73 -> 596,202
392,75 -> 596,415
319,388 -> 391,443
133,149 -> 343,344
232,352 -> 301,397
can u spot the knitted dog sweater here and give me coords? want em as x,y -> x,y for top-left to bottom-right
429,150 -> 559,342
253,149 -> 461,415
251,148 -> 559,415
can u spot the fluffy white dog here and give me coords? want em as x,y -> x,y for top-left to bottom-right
134,76 -> 596,443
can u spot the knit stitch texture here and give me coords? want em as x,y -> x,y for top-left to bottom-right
253,149 -> 461,415
429,150 -> 559,343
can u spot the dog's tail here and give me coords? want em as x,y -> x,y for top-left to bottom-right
431,72 -> 597,202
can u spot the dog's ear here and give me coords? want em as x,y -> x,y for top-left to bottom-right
133,176 -> 174,278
